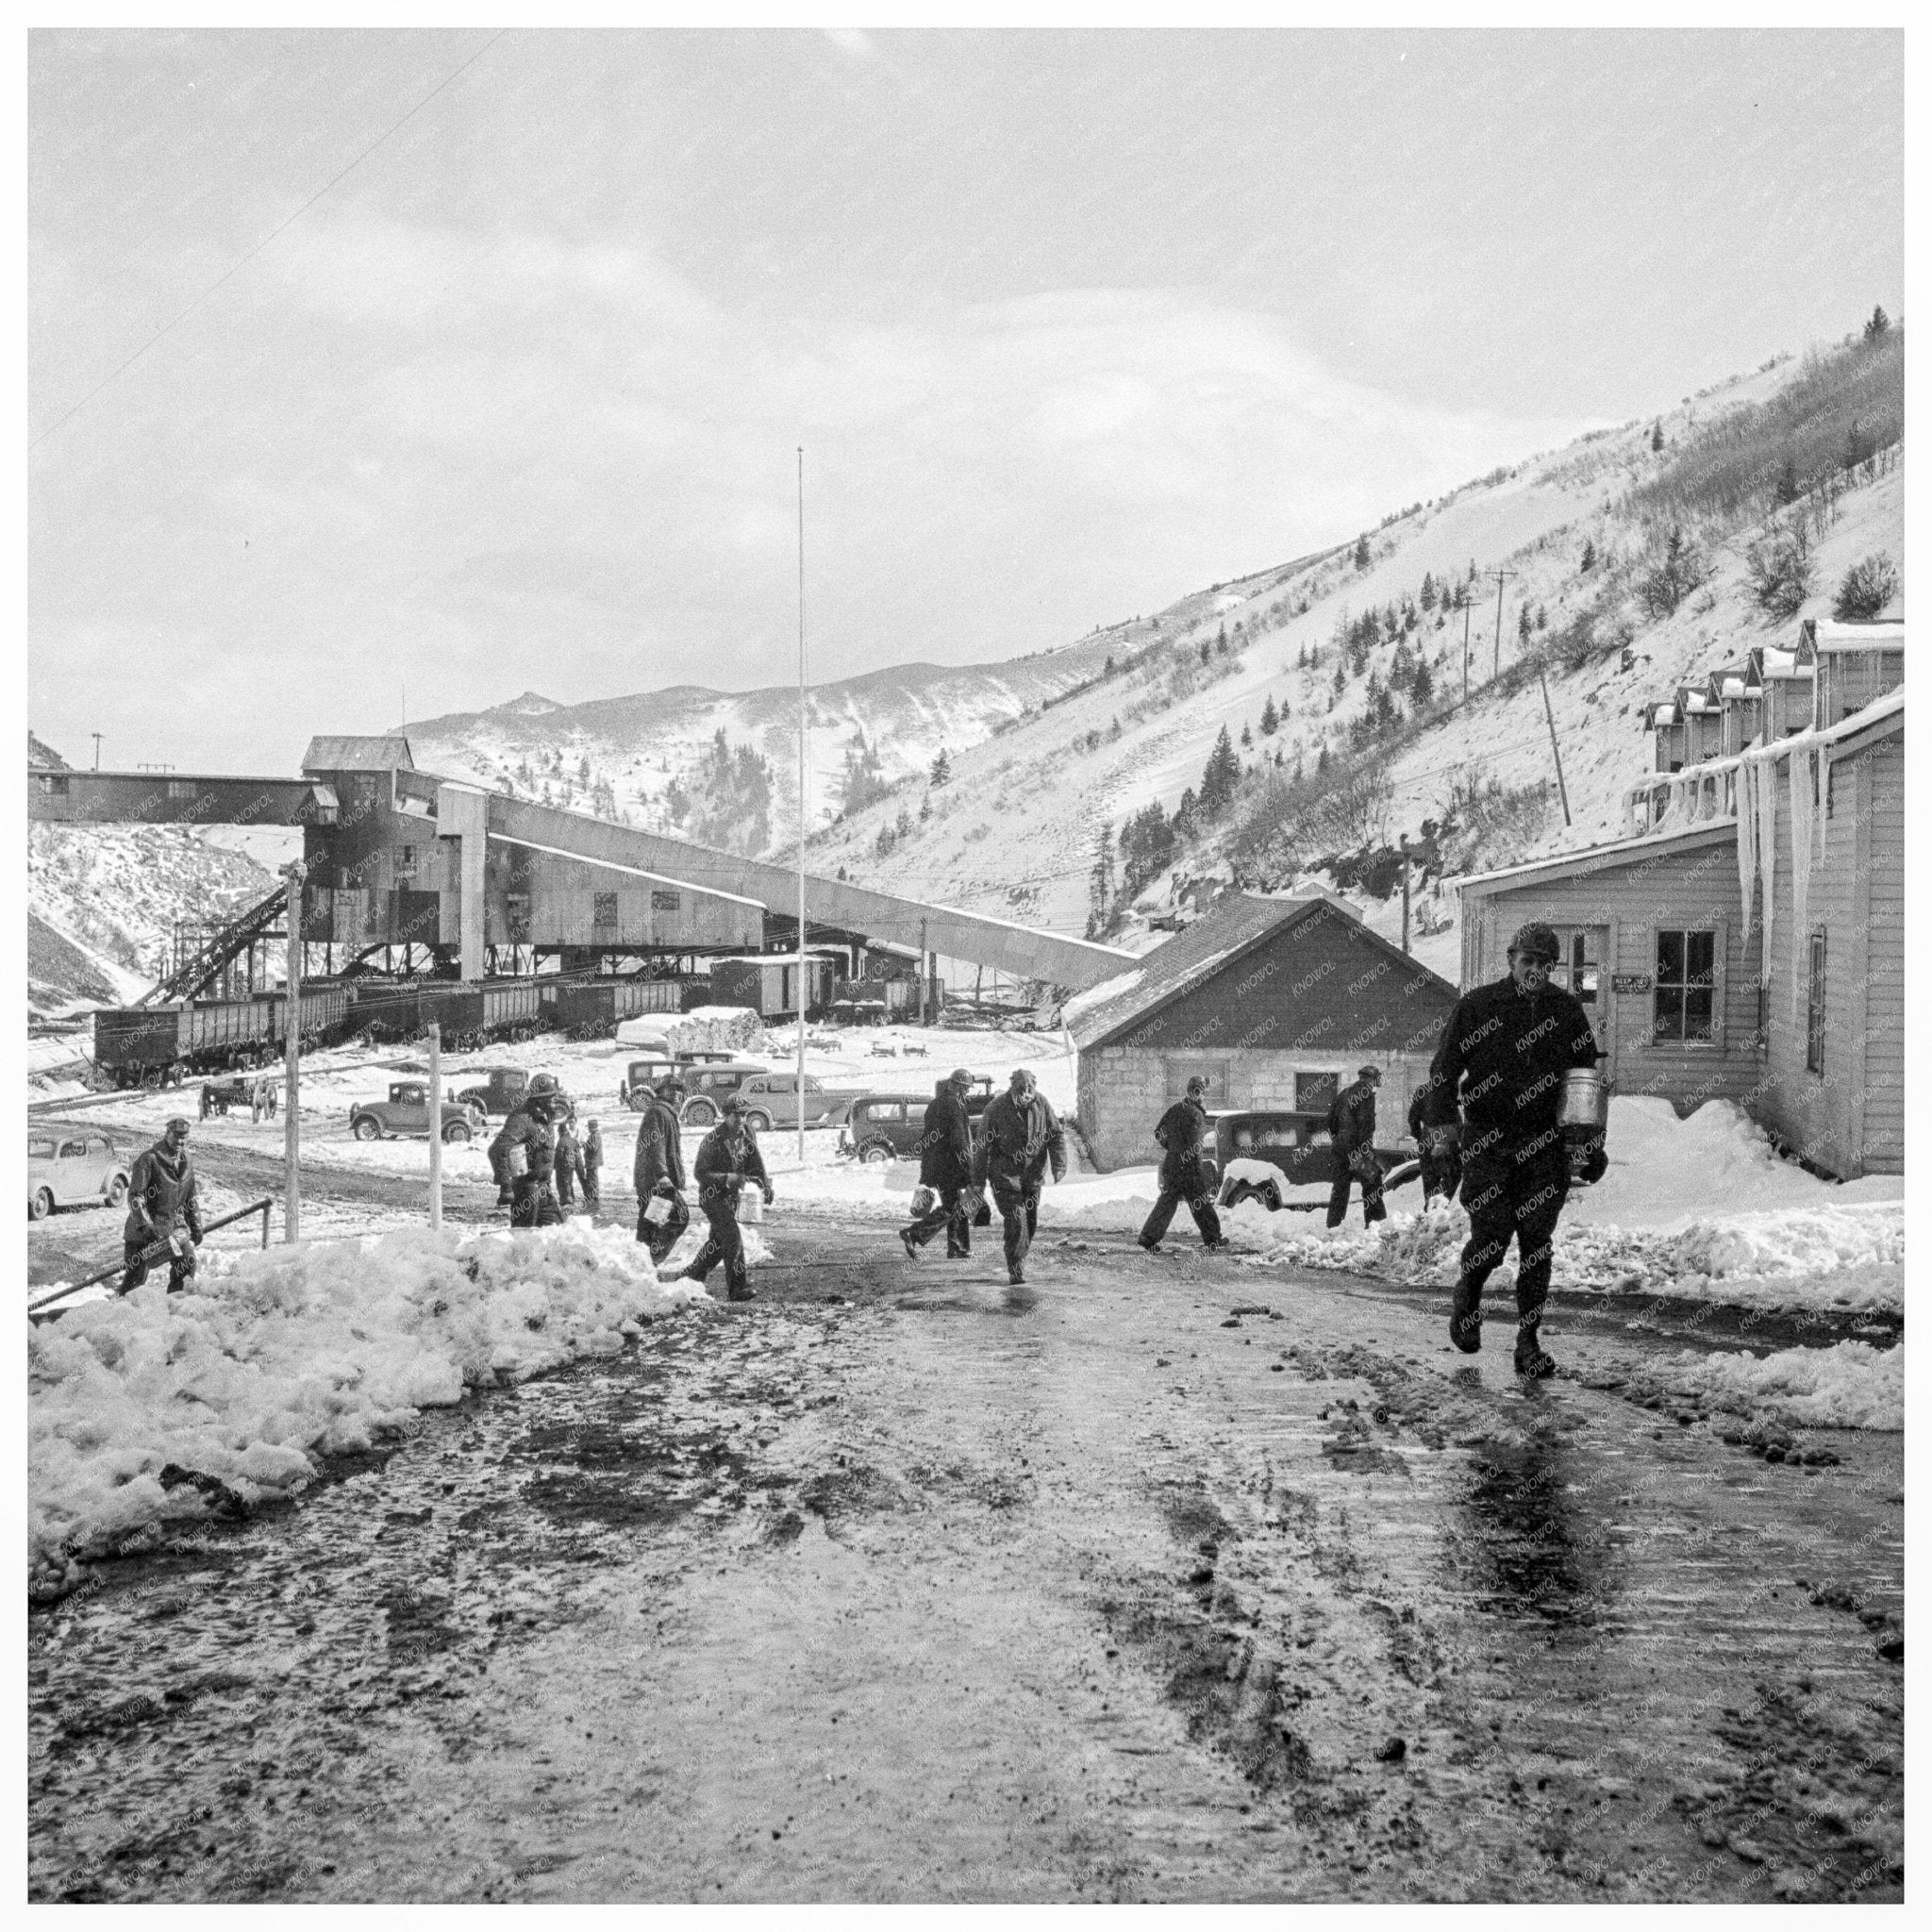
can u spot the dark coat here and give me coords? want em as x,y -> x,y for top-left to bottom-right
1424,975 -> 1599,1147
492,1103 -> 557,1186
1154,1097 -> 1211,1186
693,1123 -> 771,1208
633,1099 -> 685,1196
582,1122 -> 603,1173
124,1141 -> 202,1247
974,1089 -> 1066,1191
916,1084 -> 974,1190
552,1120 -> 584,1184
1326,1079 -> 1379,1157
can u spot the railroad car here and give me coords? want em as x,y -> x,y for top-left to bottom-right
555,976 -> 681,1040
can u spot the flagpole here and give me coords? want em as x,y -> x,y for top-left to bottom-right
796,447 -> 808,1165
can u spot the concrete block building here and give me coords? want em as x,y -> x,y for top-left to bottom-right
1066,892 -> 1460,1171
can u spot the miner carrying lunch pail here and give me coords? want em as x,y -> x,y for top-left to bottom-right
1419,920 -> 1608,1378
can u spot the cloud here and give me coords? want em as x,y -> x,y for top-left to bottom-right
32,210 -> 1585,768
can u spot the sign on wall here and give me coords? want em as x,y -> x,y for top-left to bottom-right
1612,974 -> 1654,993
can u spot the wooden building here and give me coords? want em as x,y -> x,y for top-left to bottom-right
1066,893 -> 1459,1171
1454,628 -> 1904,1179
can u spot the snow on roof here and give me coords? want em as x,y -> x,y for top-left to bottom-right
1451,821 -> 1740,896
1811,618 -> 1905,653
1065,892 -> 1356,1049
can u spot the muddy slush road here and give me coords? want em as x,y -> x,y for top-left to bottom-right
28,1181 -> 1905,1904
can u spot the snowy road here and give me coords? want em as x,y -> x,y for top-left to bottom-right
27,1216 -> 1903,1903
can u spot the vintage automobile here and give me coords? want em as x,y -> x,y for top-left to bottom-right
28,1128 -> 130,1219
348,1082 -> 487,1143
455,1067 -> 541,1118
1208,1109 -> 1419,1210
835,1077 -> 998,1162
675,1061 -> 772,1127
733,1072 -> 862,1133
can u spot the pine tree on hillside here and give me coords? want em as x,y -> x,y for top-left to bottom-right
1240,724 -> 1253,748
1198,726 -> 1241,819
1316,743 -> 1331,774
1420,571 -> 1437,610
1354,534 -> 1372,570
929,746 -> 951,787
1579,538 -> 1596,573
1411,658 -> 1435,708
1864,304 -> 1890,342
1651,421 -> 1665,452
1332,659 -> 1348,696
1519,603 -> 1533,643
1259,694 -> 1279,735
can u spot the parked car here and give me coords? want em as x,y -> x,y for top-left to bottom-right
619,1058 -> 682,1110
28,1129 -> 130,1219
836,1092 -> 940,1163
675,1061 -> 771,1127
1208,1109 -> 1419,1210
455,1067 -> 541,1118
349,1082 -> 486,1143
734,1072 -> 861,1133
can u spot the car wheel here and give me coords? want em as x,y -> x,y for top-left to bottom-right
442,1122 -> 473,1144
683,1098 -> 718,1127
1260,1182 -> 1283,1213
352,1117 -> 382,1141
30,1188 -> 53,1221
107,1174 -> 129,1208
744,1109 -> 773,1134
858,1141 -> 892,1164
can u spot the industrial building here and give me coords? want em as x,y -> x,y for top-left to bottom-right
28,735 -> 1136,1008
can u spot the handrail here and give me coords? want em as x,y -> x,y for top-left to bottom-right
27,1196 -> 275,1321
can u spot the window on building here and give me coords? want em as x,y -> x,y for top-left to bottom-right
37,773 -> 69,795
393,844 -> 417,879
1547,927 -> 1603,1011
1166,1059 -> 1228,1108
592,891 -> 619,929
1292,1070 -> 1340,1114
651,889 -> 681,912
1807,931 -> 1826,1074
1654,930 -> 1716,1042
168,778 -> 196,800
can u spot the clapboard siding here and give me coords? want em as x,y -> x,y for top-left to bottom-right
1462,833 -> 1760,1110
1860,737 -> 1905,1171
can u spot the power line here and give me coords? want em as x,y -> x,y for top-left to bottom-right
31,30 -> 507,451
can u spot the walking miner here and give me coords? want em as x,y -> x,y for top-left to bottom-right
580,1119 -> 603,1211
120,1116 -> 204,1293
901,1068 -> 978,1260
491,1074 -> 565,1229
1137,1074 -> 1224,1254
1325,1066 -> 1388,1228
634,1074 -> 691,1265
553,1108 -> 585,1208
1423,920 -> 1605,1377
678,1095 -> 774,1302
973,1067 -> 1065,1286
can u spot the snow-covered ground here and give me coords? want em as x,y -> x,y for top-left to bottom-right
28,1223 -> 714,1591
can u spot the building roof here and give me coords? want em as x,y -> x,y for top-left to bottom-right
1450,821 -> 1739,898
1809,618 -> 1905,654
489,833 -> 765,909
301,736 -> 415,774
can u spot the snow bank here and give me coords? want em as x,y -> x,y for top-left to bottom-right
1569,1097 -> 1902,1232
1663,1341 -> 1903,1432
1224,1191 -> 1905,1317
29,1224 -> 708,1590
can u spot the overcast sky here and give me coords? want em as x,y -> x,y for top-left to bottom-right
28,28 -> 1902,774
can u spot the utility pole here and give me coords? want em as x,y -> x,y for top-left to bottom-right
1459,589 -> 1473,703
1535,652 -> 1574,826
1488,569 -> 1518,682
795,447 -> 808,1166
1399,833 -> 1411,954
279,860 -> 307,1241
91,732 -> 103,771
427,1021 -> 442,1231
